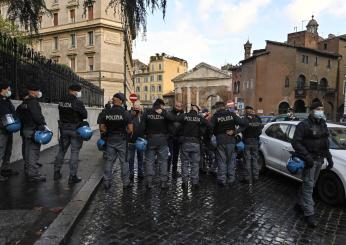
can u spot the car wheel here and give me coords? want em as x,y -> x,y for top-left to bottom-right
317,171 -> 345,205
258,153 -> 267,175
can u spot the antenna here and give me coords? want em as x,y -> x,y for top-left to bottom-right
294,26 -> 298,32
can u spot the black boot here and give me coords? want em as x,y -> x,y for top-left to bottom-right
54,171 -> 62,181
305,215 -> 317,228
68,175 -> 82,185
27,174 -> 46,182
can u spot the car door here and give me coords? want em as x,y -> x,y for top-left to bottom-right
262,123 -> 290,170
281,124 -> 296,173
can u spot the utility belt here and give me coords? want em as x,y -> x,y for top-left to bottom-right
58,121 -> 79,130
180,136 -> 200,144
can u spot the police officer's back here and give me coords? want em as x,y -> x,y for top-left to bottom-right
54,83 -> 87,184
98,93 -> 133,190
211,101 -> 248,186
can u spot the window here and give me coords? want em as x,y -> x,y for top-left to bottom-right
70,57 -> 76,71
327,59 -> 331,68
53,36 -> 59,50
157,75 -> 162,81
288,125 -> 296,142
157,85 -> 161,92
71,34 -> 76,48
144,86 -> 148,92
88,5 -> 94,20
136,77 -> 141,83
53,13 -> 58,26
302,55 -> 309,64
87,31 -> 94,46
315,57 -> 318,66
144,77 -> 148,83
284,76 -> 289,88
137,95 -> 140,100
150,75 -> 154,82
265,124 -> 290,142
151,64 -> 154,71
70,9 -> 75,23
136,86 -> 140,92
144,94 -> 147,100
52,57 -> 59,63
158,63 -> 162,70
53,0 -> 59,3
151,85 -> 155,92
88,56 -> 94,71
38,39 -> 43,52
324,43 -> 328,50
177,67 -> 180,73
38,16 -> 42,28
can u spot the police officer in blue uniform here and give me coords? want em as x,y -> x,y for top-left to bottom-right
16,83 -> 46,182
54,83 -> 88,184
98,93 -> 133,189
0,82 -> 19,182
141,99 -> 176,189
211,101 -> 248,186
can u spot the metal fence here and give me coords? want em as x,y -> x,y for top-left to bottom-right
0,32 -> 104,107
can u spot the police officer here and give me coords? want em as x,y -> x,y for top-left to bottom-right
141,99 -> 176,189
180,104 -> 208,188
167,101 -> 184,178
292,101 -> 333,227
128,105 -> 144,180
54,83 -> 88,184
285,108 -> 299,121
0,82 -> 19,182
211,101 -> 248,186
98,93 -> 133,189
241,106 -> 263,183
16,83 -> 46,182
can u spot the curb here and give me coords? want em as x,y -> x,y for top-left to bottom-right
34,168 -> 103,245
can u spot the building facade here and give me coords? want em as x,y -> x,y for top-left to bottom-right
0,0 -> 135,101
173,62 -> 232,112
225,16 -> 343,120
133,53 -> 188,107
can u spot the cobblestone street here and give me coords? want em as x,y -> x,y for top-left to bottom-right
69,164 -> 346,245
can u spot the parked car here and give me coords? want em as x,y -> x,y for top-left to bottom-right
259,116 -> 273,125
259,121 -> 346,205
269,113 -> 309,122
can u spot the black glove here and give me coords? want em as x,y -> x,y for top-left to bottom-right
326,157 -> 334,170
100,132 -> 108,141
37,125 -> 46,131
305,160 -> 314,169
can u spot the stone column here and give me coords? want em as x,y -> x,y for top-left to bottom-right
196,87 -> 200,106
175,86 -> 182,102
187,86 -> 191,111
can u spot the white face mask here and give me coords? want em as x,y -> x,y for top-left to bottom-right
76,91 -> 82,98
37,91 -> 42,98
5,90 -> 11,98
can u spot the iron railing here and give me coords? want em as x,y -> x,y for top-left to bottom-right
0,32 -> 104,107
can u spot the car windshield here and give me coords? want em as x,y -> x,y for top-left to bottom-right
329,127 -> 346,150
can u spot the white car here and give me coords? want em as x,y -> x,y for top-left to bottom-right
259,121 -> 346,205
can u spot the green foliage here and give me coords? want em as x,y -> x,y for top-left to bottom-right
0,0 -> 166,35
0,0 -> 48,34
0,15 -> 31,44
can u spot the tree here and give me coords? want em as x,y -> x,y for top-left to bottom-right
0,0 -> 167,34
0,15 -> 31,44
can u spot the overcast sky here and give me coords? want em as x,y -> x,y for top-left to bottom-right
133,0 -> 346,69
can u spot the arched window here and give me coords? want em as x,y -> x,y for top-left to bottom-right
297,75 -> 306,89
319,78 -> 328,89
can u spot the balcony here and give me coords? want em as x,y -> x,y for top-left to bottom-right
295,85 -> 337,99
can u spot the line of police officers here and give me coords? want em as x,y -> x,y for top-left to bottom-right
0,81 -> 333,228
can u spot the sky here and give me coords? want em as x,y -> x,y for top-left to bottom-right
133,0 -> 346,69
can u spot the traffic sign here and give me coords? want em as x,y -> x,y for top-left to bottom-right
129,93 -> 138,103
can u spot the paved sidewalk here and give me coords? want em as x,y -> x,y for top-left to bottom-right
0,132 -> 103,245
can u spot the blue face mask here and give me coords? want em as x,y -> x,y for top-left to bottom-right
5,90 -> 11,98
314,110 -> 325,119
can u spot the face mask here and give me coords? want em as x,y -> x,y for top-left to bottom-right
37,91 -> 42,98
5,90 -> 11,98
314,110 -> 325,119
76,91 -> 82,98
